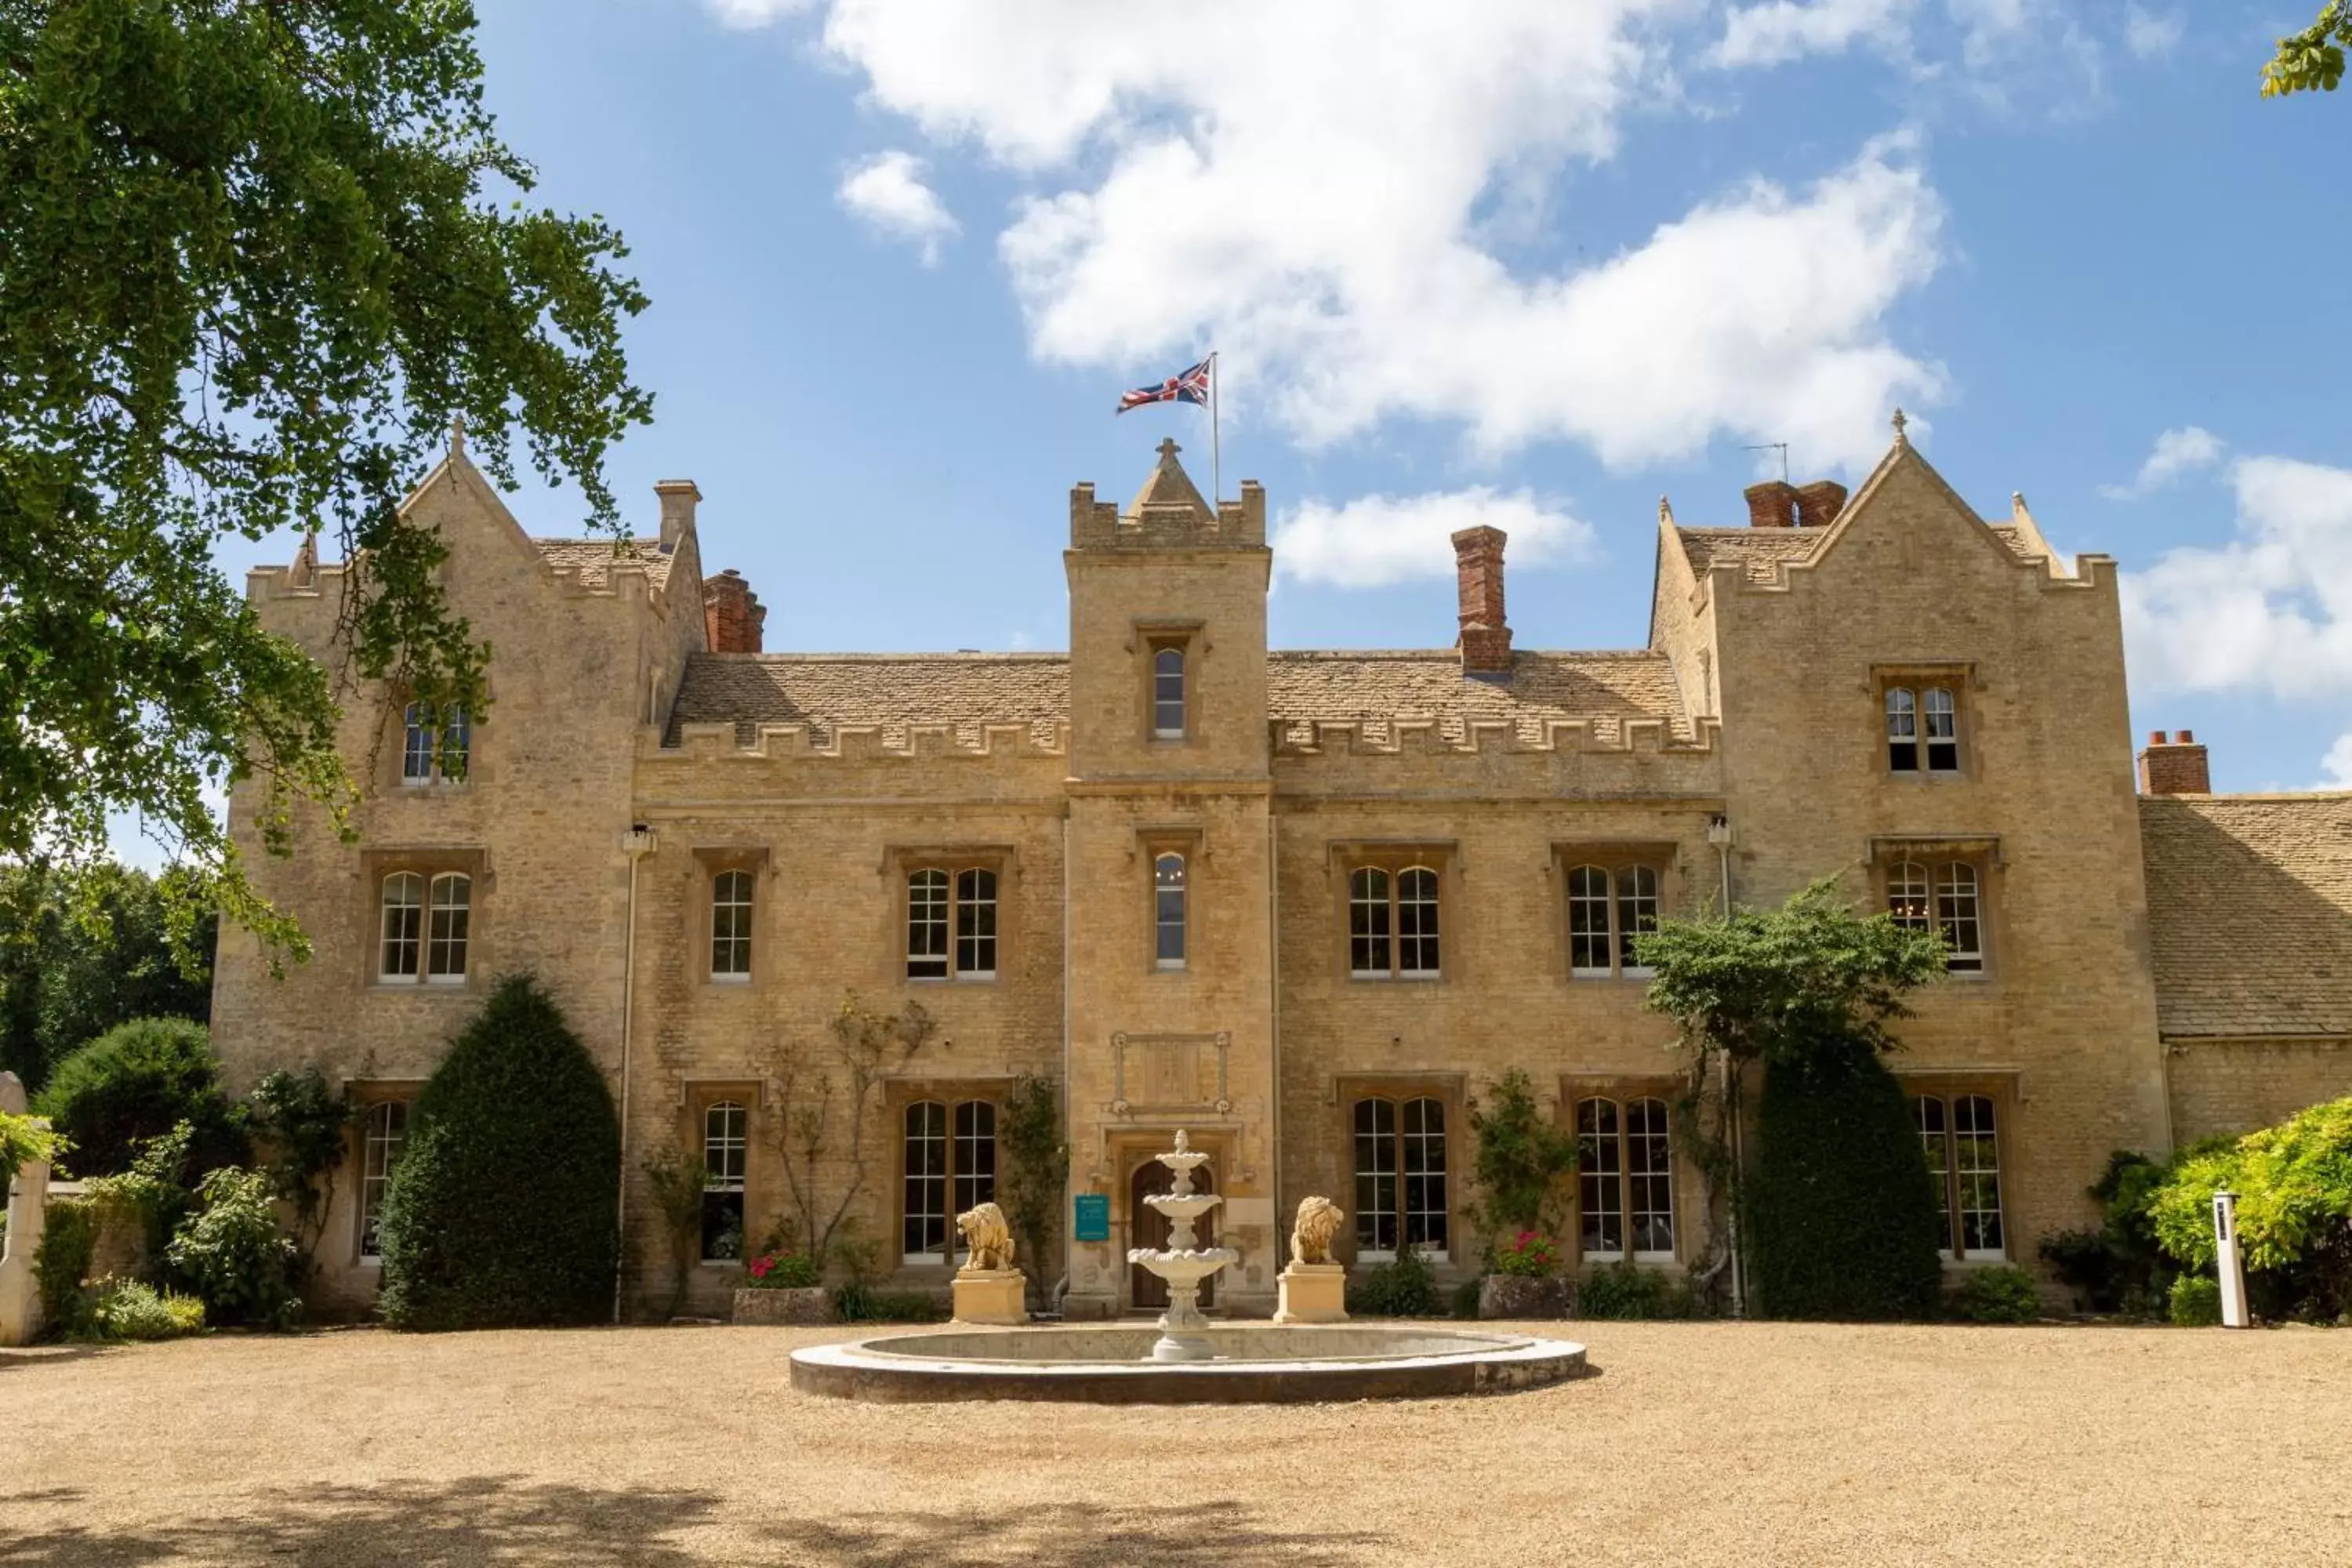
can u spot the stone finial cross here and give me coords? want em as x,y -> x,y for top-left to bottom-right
1890,407 -> 1909,444
1156,437 -> 1181,462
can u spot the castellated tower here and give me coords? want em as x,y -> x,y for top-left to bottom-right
1060,439 -> 1281,1319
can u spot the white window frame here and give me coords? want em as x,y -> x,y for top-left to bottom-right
906,866 -> 999,982
1885,684 -> 1960,775
1889,859 -> 1984,974
902,1098 -> 996,1265
701,1100 -> 748,1263
425,872 -> 470,984
1577,1095 -> 1676,1263
1153,852 -> 1187,971
379,873 -> 423,982
710,869 -> 754,982
357,1100 -> 408,1263
400,702 -> 470,786
1348,864 -> 1442,981
1151,644 -> 1186,739
1917,1092 -> 2005,1261
1350,1094 -> 1450,1263
1566,863 -> 1664,980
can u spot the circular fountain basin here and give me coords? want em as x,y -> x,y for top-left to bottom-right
789,1323 -> 1588,1404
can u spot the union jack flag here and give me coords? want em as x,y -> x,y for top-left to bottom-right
1116,358 -> 1212,413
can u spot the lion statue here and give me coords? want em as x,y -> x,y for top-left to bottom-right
955,1201 -> 1016,1272
1290,1196 -> 1344,1267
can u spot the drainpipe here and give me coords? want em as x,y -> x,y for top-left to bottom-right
1061,811 -> 1075,1312
1707,814 -> 1745,1319
615,825 -> 658,1324
1266,806 -> 1282,1284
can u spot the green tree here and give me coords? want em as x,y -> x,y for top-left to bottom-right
2263,2 -> 2350,96
376,974 -> 619,1330
996,1072 -> 1065,1307
1636,877 -> 1948,1312
32,1015 -> 245,1178
0,860 -> 215,1092
0,1 -> 652,954
2151,1094 -> 2352,1321
1466,1066 -> 1580,1243
244,1066 -> 353,1268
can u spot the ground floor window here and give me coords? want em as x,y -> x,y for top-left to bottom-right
1915,1093 -> 2004,1259
701,1101 -> 747,1261
1352,1095 -> 1448,1259
902,1098 -> 996,1264
358,1101 -> 409,1260
1575,1095 -> 1675,1262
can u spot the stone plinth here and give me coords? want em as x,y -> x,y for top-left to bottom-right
733,1286 -> 831,1327
951,1269 -> 1029,1326
1478,1272 -> 1570,1320
1273,1262 -> 1347,1324
0,1071 -> 47,1347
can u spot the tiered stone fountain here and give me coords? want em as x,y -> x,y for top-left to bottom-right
1126,1130 -> 1240,1363
789,1127 -> 1588,1403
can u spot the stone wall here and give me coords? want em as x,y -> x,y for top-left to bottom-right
2166,1039 -> 2352,1144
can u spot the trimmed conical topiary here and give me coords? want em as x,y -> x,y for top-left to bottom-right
1748,1050 -> 1944,1320
377,975 -> 619,1330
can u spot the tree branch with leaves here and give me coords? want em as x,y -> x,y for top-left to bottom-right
757,993 -> 934,1269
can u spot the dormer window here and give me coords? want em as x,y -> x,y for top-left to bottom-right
401,703 -> 470,786
1152,645 -> 1187,739
1884,682 -> 1960,775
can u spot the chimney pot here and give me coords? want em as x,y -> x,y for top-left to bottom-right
702,567 -> 765,654
655,479 -> 701,552
2138,729 -> 2211,796
1744,481 -> 1800,528
1450,525 -> 1512,677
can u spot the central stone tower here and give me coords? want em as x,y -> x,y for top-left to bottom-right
1061,440 -> 1279,1319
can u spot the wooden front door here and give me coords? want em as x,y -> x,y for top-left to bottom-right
1128,1156 -> 1216,1311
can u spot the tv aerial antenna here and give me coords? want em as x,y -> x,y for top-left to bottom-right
1741,442 -> 1790,482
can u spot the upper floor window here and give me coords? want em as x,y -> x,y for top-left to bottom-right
902,1098 -> 996,1264
1885,684 -> 1958,774
1154,853 -> 1187,971
710,869 -> 753,982
1152,645 -> 1187,739
1348,865 -> 1440,979
401,703 -> 470,786
1916,1093 -> 2004,1260
906,867 -> 996,981
1566,864 -> 1662,979
379,871 -> 470,983
1888,860 -> 1984,972
1352,1095 -> 1448,1260
1576,1095 -> 1675,1262
702,1101 -> 746,1262
357,1100 -> 408,1260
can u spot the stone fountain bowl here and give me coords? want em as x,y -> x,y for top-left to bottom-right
789,1323 -> 1588,1404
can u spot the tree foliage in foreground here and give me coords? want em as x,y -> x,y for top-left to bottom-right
1635,878 -> 1948,1312
0,860 -> 214,1092
2263,2 -> 2350,96
2152,1094 -> 2352,1321
0,0 -> 652,954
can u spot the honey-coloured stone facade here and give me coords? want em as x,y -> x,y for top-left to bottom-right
210,426 -> 2352,1321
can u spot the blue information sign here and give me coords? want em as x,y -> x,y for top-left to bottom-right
1073,1192 -> 1111,1243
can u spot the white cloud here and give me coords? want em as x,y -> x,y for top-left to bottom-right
2099,425 -> 2225,499
2122,456 -> 2352,699
1712,0 -> 1915,69
2321,734 -> 2352,789
835,150 -> 959,264
706,0 -> 811,24
2123,5 -> 2183,58
1272,488 -> 1595,590
740,2 -> 1948,472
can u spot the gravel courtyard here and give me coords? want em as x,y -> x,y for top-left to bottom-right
2,1321 -> 2346,1566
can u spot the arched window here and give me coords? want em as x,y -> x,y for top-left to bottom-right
401,702 -> 470,785
1352,1095 -> 1448,1258
1348,863 -> 1442,979
701,1101 -> 746,1261
711,869 -> 753,980
379,873 -> 423,980
1885,687 -> 1918,772
426,873 -> 470,982
358,1101 -> 408,1260
1922,686 -> 1958,771
1152,646 -> 1186,738
1567,864 -> 1668,979
1154,853 -> 1187,970
1916,1092 -> 2004,1259
906,865 -> 1000,981
1616,866 -> 1660,976
902,1098 -> 996,1264
1887,861 -> 1933,931
1568,866 -> 1612,975
1578,1095 -> 1676,1261
1889,860 -> 1983,972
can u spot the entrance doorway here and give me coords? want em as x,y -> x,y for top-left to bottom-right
1128,1156 -> 1216,1311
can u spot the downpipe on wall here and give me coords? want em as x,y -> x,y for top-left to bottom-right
615,825 -> 657,1324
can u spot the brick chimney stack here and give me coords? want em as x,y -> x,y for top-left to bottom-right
1451,525 -> 1513,679
655,479 -> 701,552
2137,729 -> 2210,795
1744,481 -> 1799,528
1795,480 -> 1848,528
702,568 -> 765,654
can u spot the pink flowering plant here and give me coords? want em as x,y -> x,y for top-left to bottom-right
743,1251 -> 821,1290
1492,1230 -> 1560,1279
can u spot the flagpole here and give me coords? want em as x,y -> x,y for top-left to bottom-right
1209,351 -> 1221,508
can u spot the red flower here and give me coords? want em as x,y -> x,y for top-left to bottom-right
749,1257 -> 772,1279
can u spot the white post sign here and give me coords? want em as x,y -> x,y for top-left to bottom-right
2212,1189 -> 2250,1330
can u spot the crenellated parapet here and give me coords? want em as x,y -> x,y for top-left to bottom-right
1272,713 -> 1719,759
648,719 -> 1069,762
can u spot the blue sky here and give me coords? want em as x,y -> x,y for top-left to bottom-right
194,2 -> 2352,837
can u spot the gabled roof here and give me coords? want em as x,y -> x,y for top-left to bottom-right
533,536 -> 677,593
2140,793 -> 2352,1038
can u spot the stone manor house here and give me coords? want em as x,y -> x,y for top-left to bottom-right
210,424 -> 2352,1319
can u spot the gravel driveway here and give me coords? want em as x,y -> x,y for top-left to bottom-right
2,1320 -> 2346,1566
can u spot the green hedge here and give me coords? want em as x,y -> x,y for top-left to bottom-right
32,1018 -> 245,1178
377,975 -> 619,1330
1748,1053 -> 1942,1320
